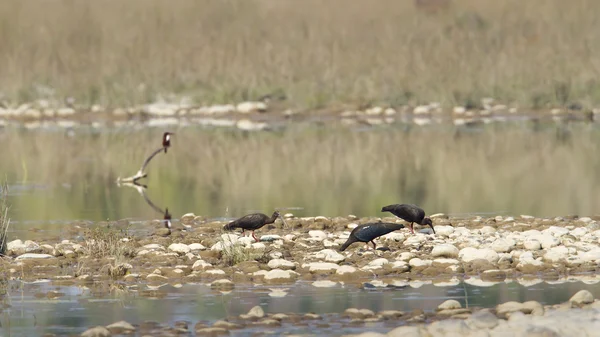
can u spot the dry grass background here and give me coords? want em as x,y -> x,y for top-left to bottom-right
1,0 -> 600,108
2,125 -> 600,223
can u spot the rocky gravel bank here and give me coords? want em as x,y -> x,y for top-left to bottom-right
4,213 -> 600,286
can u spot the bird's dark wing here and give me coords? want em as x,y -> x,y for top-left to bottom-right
228,213 -> 268,230
138,147 -> 166,175
354,222 -> 403,242
393,204 -> 425,222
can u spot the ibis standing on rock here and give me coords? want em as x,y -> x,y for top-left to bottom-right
381,204 -> 435,234
339,222 -> 405,251
223,211 -> 280,242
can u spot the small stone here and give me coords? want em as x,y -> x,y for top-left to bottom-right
409,258 -> 432,268
336,265 -> 358,275
314,249 -> 345,263
106,320 -> 136,333
304,262 -> 340,273
80,326 -> 111,337
491,238 -> 515,253
437,300 -> 462,310
263,269 -> 297,284
569,290 -> 594,305
524,239 -> 542,251
167,243 -> 191,255
458,247 -> 499,264
344,308 -> 375,319
15,253 -> 55,260
431,244 -> 459,258
245,305 -> 265,318
192,260 -> 212,270
308,230 -> 327,240
267,259 -> 296,270
188,243 -> 207,251
212,320 -> 242,329
195,327 -> 229,336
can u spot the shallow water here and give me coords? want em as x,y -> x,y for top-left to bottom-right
2,279 -> 599,336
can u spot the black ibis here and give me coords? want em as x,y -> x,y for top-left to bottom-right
162,132 -> 174,153
223,211 -> 280,242
381,203 -> 435,234
339,222 -> 405,251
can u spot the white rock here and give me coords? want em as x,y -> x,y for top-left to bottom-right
544,246 -> 569,262
491,238 -> 515,253
431,244 -> 459,258
314,249 -> 345,263
207,104 -> 235,115
434,225 -> 455,236
571,227 -> 588,237
390,260 -> 409,272
236,101 -> 267,114
383,232 -> 405,241
303,262 -> 340,273
143,243 -> 166,251
480,226 -> 496,235
458,247 -> 499,264
308,230 -> 327,241
267,259 -> 296,270
336,265 -> 358,275
264,269 -> 296,282
260,234 -> 282,242
569,290 -> 594,304
432,258 -> 460,266
398,252 -> 415,261
192,260 -> 211,270
168,243 -> 191,254
367,258 -> 389,268
188,243 -> 206,251
15,253 -> 55,260
579,248 -> 600,262
438,299 -> 462,310
544,226 -> 570,237
524,239 -> 542,251
409,258 -> 432,268
535,234 -> 560,249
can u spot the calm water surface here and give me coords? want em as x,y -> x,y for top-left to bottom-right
3,122 -> 600,234
2,279 -> 599,336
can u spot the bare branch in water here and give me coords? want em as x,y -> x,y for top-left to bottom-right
119,181 -> 171,230
117,147 -> 165,184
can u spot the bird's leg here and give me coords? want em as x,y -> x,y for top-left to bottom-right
252,231 -> 259,242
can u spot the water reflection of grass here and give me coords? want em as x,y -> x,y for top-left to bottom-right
2,124 -> 600,225
1,1 -> 599,108
0,180 -> 10,255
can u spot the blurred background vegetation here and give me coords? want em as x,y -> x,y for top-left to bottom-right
1,0 -> 599,109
